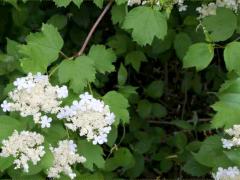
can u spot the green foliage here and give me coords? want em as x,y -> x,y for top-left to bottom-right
77,140 -> 105,171
19,24 -> 63,73
183,43 -> 214,71
123,6 -> 167,45
58,56 -> 96,93
1,0 -> 240,179
0,116 -> 24,141
212,78 -> 240,128
193,136 -> 232,168
88,45 -> 117,74
224,42 -> 240,74
103,91 -> 129,124
202,8 -> 237,42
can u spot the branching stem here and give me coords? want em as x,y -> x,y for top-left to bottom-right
74,0 -> 114,57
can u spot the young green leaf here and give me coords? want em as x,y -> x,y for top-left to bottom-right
103,91 -> 129,124
145,80 -> 164,98
105,148 -> 135,171
123,6 -> 167,45
0,116 -> 24,141
174,32 -> 192,60
118,63 -> 127,86
77,140 -> 105,171
224,42 -> 240,74
88,45 -> 117,74
125,51 -> 147,72
202,8 -> 237,42
193,135 -> 232,168
183,43 -> 214,71
212,78 -> 240,128
19,24 -> 63,73
58,56 -> 96,93
53,0 -> 83,7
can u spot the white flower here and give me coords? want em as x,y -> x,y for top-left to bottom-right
57,92 -> 115,145
57,85 -> 68,98
39,115 -> 52,128
1,73 -> 68,124
0,130 -> 45,172
196,3 -> 217,19
178,4 -> 187,12
127,0 -> 141,6
213,166 -> 240,180
47,140 -> 86,179
1,100 -> 11,112
222,124 -> 240,149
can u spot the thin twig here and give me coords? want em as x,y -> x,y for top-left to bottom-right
74,0 -> 114,57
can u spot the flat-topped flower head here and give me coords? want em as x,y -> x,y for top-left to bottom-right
48,140 -> 86,179
57,92 -> 115,145
0,130 -> 45,172
0,73 -> 68,126
213,166 -> 240,180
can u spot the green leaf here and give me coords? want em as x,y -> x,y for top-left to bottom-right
107,126 -> 117,147
126,153 -> 144,178
0,156 -> 14,172
115,0 -> 128,5
7,38 -> 20,59
107,34 -> 132,55
77,140 -> 105,171
19,24 -> 63,73
118,63 -> 127,86
0,116 -> 23,141
123,6 -> 167,45
26,147 -> 54,175
73,0 -> 83,7
78,172 -> 104,180
53,0 -> 83,7
58,56 -> 96,93
0,54 -> 18,75
174,32 -> 192,60
88,45 -> 117,74
111,4 -> 126,25
103,91 -> 129,124
137,100 -> 152,119
212,78 -> 240,128
125,51 -> 147,72
44,123 -> 68,145
151,103 -> 167,118
145,80 -> 164,98
224,42 -> 240,74
193,135 -> 232,168
47,14 -> 68,30
105,148 -> 135,171
202,8 -> 237,42
224,149 -> 240,166
93,0 -> 103,8
183,158 -> 210,177
183,43 -> 214,71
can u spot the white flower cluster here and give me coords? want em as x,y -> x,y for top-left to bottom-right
0,130 -> 45,172
196,0 -> 240,19
174,0 -> 187,12
127,0 -> 141,6
213,166 -> 240,180
222,125 -> 240,149
1,73 -> 68,128
127,0 -> 187,12
48,140 -> 86,179
57,92 -> 115,145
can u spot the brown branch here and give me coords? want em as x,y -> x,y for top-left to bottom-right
74,0 -> 114,57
